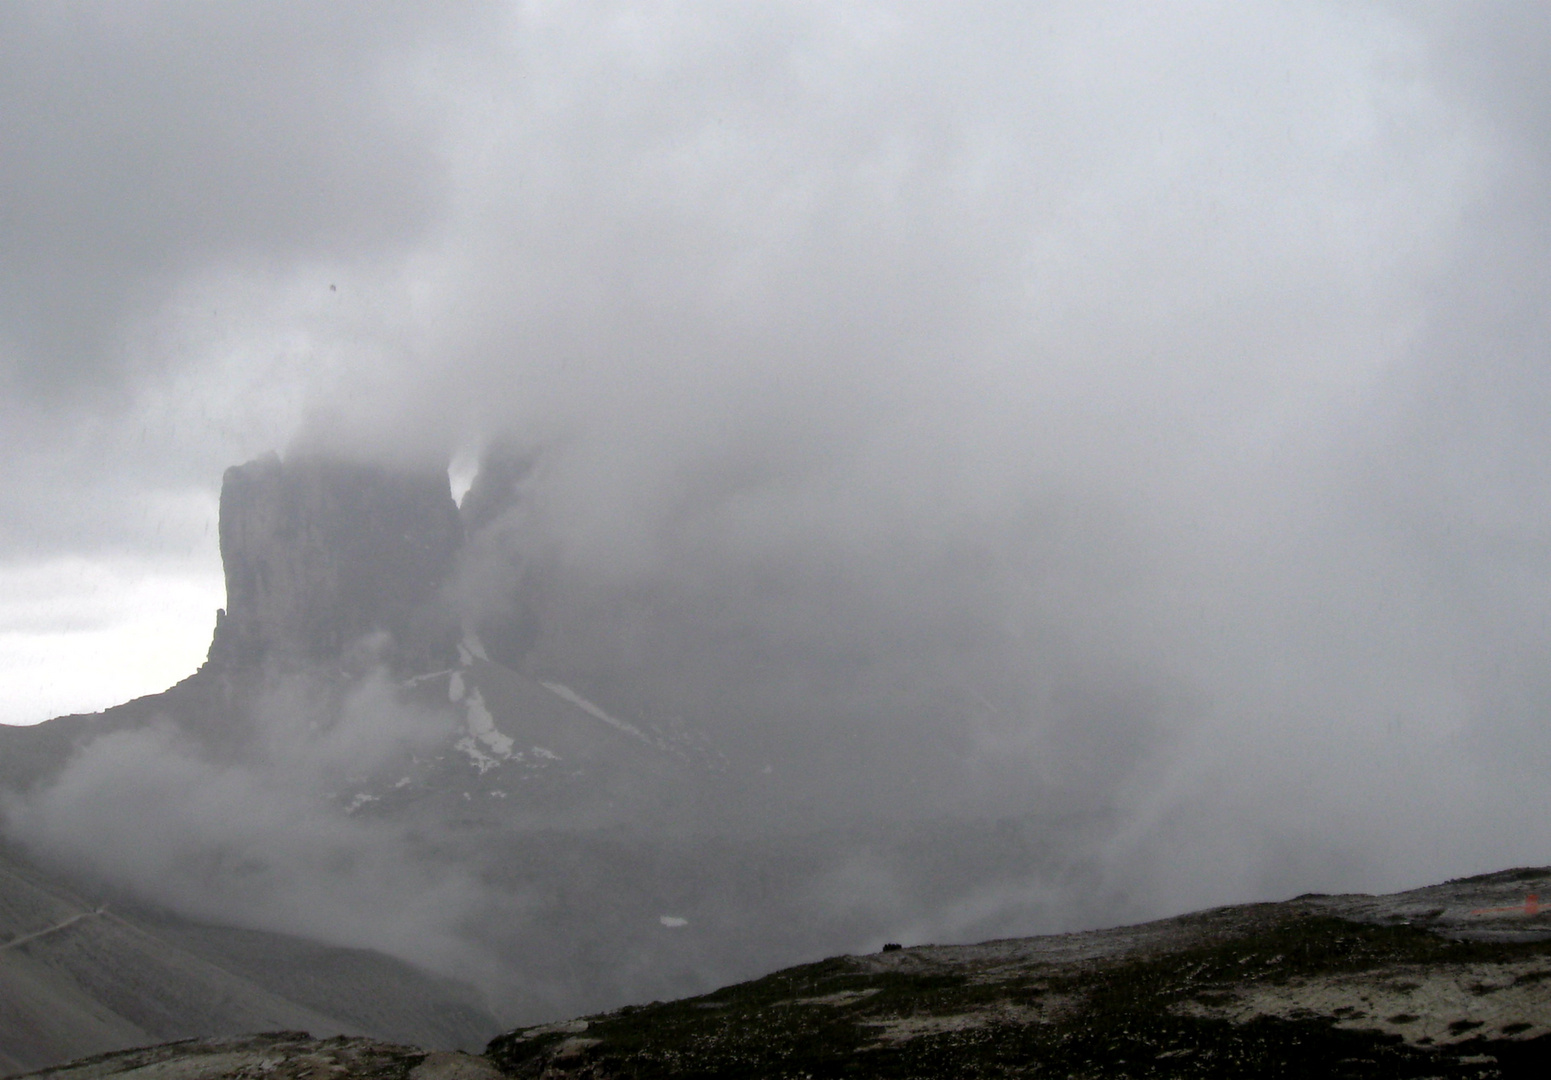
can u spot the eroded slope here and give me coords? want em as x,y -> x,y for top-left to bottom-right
0,848 -> 496,1075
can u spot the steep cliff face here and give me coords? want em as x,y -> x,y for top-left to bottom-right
206,454 -> 463,674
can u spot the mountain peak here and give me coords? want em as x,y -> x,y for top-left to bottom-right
205,453 -> 464,675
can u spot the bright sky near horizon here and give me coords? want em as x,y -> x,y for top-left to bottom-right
0,554 -> 223,726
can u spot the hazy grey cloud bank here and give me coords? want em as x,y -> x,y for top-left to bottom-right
4,0 -> 1551,923
4,667 -> 490,981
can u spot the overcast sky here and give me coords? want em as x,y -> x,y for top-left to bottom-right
4,1 -> 1551,904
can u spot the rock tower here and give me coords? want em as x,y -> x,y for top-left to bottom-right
205,453 -> 464,674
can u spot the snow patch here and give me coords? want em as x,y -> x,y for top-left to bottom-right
455,736 -> 500,774
659,915 -> 688,928
400,668 -> 454,687
540,681 -> 650,743
448,671 -> 466,703
465,688 -> 514,757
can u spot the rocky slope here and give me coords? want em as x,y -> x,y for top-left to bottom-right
0,845 -> 496,1075
485,864 -> 1551,1078
10,1033 -> 501,1080
16,866 -> 1551,1079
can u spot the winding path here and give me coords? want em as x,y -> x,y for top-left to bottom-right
0,908 -> 104,952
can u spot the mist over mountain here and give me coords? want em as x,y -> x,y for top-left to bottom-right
4,2 -> 1551,1068
0,839 -> 494,1075
0,450 -> 1121,1031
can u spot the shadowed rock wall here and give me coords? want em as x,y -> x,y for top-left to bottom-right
206,454 -> 463,674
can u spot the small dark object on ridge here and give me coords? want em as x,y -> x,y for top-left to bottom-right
882,943 -> 903,953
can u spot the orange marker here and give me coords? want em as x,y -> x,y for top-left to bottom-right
1470,894 -> 1542,916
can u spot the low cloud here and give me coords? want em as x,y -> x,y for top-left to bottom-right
6,2 -> 1551,1007
4,669 -> 490,986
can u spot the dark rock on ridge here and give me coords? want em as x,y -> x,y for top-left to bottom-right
207,453 -> 463,675
457,444 -> 536,536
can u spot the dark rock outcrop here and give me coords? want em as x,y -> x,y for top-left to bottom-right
205,454 -> 463,675
457,443 -> 536,535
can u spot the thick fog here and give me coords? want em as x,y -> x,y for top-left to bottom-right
4,671 -> 494,980
5,1 -> 1551,995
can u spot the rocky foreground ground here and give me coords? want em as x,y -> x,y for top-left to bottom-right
7,1034 -> 501,1080
17,865 -> 1551,1079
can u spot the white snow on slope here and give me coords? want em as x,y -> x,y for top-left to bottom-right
539,681 -> 651,744
448,657 -> 515,772
455,735 -> 500,774
400,668 -> 455,688
465,688 -> 514,757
